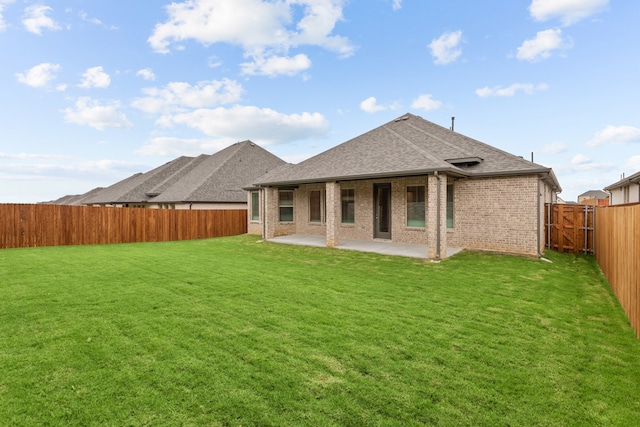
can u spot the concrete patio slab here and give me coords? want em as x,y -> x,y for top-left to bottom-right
268,235 -> 462,259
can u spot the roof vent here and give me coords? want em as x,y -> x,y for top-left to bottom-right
394,115 -> 409,122
446,157 -> 483,168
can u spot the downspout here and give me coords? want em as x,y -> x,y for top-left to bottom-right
537,178 -> 542,257
547,186 -> 552,250
435,171 -> 441,259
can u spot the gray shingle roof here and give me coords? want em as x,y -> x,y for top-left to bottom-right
604,170 -> 640,191
82,141 -> 286,205
153,141 -> 286,203
254,113 -> 561,190
578,190 -> 609,199
83,157 -> 195,205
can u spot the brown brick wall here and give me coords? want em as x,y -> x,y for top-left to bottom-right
448,175 -> 541,256
261,174 -> 547,257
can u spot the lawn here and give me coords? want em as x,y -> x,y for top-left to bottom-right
1,235 -> 639,426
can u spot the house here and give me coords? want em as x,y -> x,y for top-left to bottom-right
577,190 -> 610,206
604,171 -> 640,205
248,113 -> 561,258
83,141 -> 286,210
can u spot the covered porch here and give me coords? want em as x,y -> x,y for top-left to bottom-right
268,234 -> 462,259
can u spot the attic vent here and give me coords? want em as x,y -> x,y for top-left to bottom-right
145,192 -> 160,197
445,157 -> 483,167
394,115 -> 409,122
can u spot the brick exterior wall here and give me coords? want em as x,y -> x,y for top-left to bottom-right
447,175 -> 543,256
258,173 -> 550,257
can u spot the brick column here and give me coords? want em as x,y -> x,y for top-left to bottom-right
263,187 -> 277,240
427,174 -> 448,258
325,181 -> 340,248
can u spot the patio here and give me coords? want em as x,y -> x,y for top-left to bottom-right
268,235 -> 462,259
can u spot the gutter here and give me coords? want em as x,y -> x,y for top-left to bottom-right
261,185 -> 266,240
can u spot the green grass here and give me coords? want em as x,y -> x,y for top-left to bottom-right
1,235 -> 639,426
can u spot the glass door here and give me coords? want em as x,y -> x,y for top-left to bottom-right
374,183 -> 391,239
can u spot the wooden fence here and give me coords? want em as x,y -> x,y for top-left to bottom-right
0,204 -> 247,249
545,203 -> 595,254
595,203 -> 640,339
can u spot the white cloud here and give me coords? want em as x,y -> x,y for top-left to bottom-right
136,136 -> 236,157
0,151 -> 70,160
542,142 -> 567,154
529,0 -> 609,26
587,125 -> 640,147
392,0 -> 402,11
428,30 -> 463,65
475,83 -> 549,97
554,153 -> 614,172
241,53 -> 312,77
624,155 -> 640,172
79,66 -> 111,89
148,0 -> 355,70
516,28 -> 573,62
0,0 -> 15,32
572,153 -> 591,165
16,62 -> 61,88
62,97 -> 133,130
78,10 -> 117,29
132,79 -> 243,114
22,4 -> 60,35
157,105 -> 329,145
517,29 -> 572,62
411,94 -> 443,111
136,68 -> 156,81
359,97 -> 386,113
78,10 -> 102,26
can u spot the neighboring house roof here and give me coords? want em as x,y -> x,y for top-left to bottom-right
152,141 -> 286,203
604,170 -> 640,191
578,190 -> 609,199
44,187 -> 106,205
84,157 -> 195,205
254,113 -> 561,191
83,141 -> 286,205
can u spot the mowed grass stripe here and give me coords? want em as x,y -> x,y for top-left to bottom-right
1,234 -> 639,426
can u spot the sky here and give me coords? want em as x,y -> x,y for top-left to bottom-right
1,0 -> 639,203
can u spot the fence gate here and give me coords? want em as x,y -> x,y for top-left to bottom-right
545,204 -> 595,254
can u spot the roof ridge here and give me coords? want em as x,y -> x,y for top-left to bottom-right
148,154 -> 210,194
381,124 -> 451,167
181,143 -> 244,201
403,121 -> 477,158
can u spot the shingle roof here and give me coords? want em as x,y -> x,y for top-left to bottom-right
82,141 -> 286,205
44,187 -> 107,205
578,189 -> 610,199
83,157 -> 195,205
254,113 -> 561,190
152,141 -> 286,203
604,170 -> 640,191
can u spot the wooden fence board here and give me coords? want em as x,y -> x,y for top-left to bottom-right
0,204 -> 247,249
595,204 -> 640,339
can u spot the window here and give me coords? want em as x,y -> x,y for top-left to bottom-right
309,190 -> 322,223
279,190 -> 294,222
406,186 -> 425,227
446,184 -> 454,228
250,191 -> 260,221
341,189 -> 355,224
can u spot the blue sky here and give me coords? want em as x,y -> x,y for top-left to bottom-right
1,0 -> 638,203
